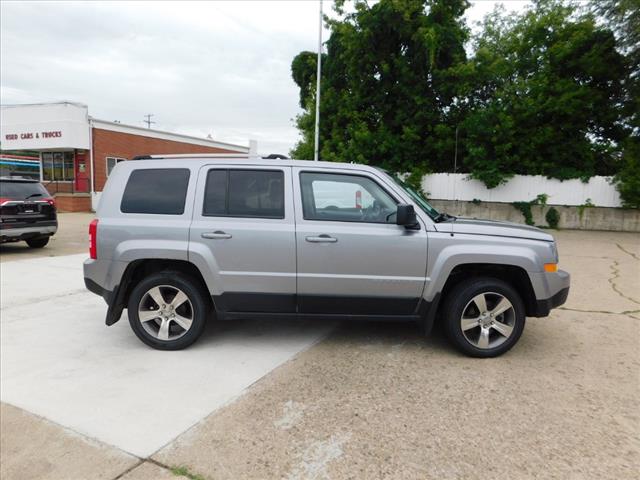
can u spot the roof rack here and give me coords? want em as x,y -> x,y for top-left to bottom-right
132,153 -> 254,160
132,153 -> 290,160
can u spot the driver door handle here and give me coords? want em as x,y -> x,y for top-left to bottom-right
202,231 -> 232,240
305,234 -> 337,243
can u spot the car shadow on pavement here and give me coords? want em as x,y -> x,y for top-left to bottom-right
0,242 -> 44,257
320,320 -> 454,354
195,315 -> 455,356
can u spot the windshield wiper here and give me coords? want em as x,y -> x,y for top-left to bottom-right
25,193 -> 43,200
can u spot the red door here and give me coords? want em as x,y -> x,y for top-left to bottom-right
75,151 -> 89,192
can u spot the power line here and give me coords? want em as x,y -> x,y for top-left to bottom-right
143,114 -> 155,129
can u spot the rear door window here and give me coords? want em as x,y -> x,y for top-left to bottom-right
203,169 -> 284,219
120,168 -> 190,215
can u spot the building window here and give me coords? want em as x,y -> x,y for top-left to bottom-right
106,157 -> 126,176
42,152 -> 74,182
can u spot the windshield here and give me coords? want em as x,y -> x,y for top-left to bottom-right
382,172 -> 440,221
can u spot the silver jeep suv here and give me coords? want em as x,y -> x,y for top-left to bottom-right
84,155 -> 570,357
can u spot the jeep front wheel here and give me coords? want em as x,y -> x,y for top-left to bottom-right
442,277 -> 526,358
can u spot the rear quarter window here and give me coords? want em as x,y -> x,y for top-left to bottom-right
120,168 -> 190,215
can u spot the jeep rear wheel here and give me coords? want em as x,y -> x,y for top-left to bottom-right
127,271 -> 208,350
442,277 -> 526,358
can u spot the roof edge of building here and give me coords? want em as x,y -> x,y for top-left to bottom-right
90,118 -> 249,153
1,101 -> 88,109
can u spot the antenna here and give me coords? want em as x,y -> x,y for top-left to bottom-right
143,114 -> 155,129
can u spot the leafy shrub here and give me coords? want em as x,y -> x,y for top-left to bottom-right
577,198 -> 596,220
512,194 -> 548,226
614,138 -> 640,209
535,194 -> 549,206
512,202 -> 535,226
545,207 -> 560,229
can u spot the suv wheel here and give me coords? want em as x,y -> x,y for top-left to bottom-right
127,271 -> 208,350
26,237 -> 49,248
442,277 -> 526,358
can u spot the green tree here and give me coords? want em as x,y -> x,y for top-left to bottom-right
462,0 -> 628,187
291,0 -> 470,178
593,0 -> 640,207
593,0 -> 639,77
290,0 -> 633,195
613,137 -> 640,208
290,51 -> 324,160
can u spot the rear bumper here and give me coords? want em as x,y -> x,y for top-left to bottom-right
84,258 -> 127,326
84,259 -> 114,305
0,224 -> 57,241
84,276 -> 110,301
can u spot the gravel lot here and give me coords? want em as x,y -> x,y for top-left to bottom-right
1,214 -> 638,480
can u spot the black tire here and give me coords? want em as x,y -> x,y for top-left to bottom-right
441,277 -> 526,358
26,236 -> 49,248
127,271 -> 209,350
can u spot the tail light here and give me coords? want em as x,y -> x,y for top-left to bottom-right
45,197 -> 56,208
0,197 -> 12,206
89,219 -> 99,259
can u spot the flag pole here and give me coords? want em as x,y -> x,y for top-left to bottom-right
313,0 -> 323,161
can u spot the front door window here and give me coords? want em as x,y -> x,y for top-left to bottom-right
300,172 -> 398,224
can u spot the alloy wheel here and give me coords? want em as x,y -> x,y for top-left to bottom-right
460,292 -> 516,349
137,285 -> 194,341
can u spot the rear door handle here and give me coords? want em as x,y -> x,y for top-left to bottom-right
202,231 -> 232,240
305,234 -> 337,243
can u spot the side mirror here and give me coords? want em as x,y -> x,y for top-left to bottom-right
396,204 -> 419,229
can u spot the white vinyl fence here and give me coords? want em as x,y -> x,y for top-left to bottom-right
421,174 -> 622,208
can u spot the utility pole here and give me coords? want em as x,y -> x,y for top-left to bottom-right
144,114 -> 155,129
313,0 -> 323,161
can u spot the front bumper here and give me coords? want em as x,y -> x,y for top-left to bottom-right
0,224 -> 57,241
531,269 -> 570,317
532,286 -> 570,317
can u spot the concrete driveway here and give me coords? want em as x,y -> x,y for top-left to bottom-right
1,220 -> 639,479
0,254 -> 333,458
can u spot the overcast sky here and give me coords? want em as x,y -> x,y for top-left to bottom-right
0,1 -> 528,155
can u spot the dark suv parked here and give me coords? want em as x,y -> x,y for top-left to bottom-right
0,177 -> 57,248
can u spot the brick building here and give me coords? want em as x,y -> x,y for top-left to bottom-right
0,102 -> 251,211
